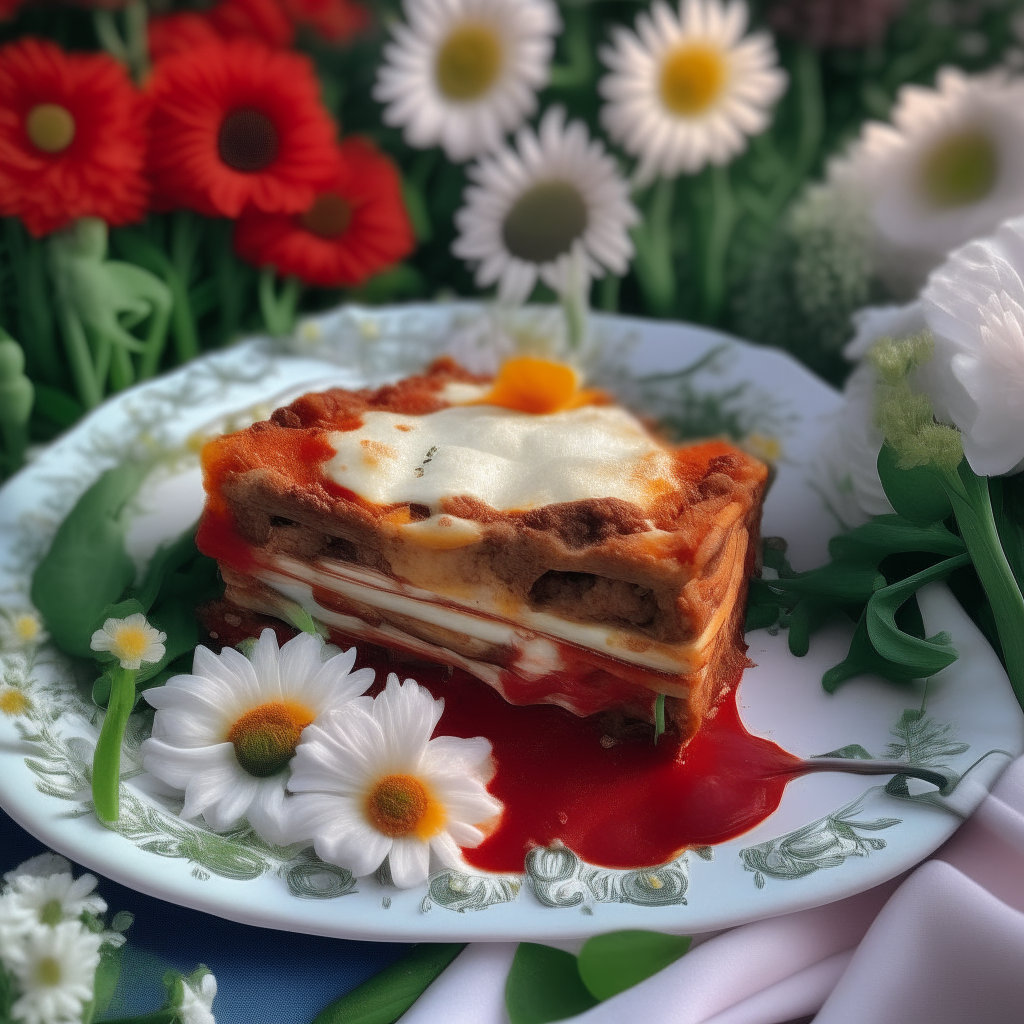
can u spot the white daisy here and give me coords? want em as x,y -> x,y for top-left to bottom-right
373,0 -> 561,162
2,921 -> 102,1024
825,67 -> 1024,297
286,674 -> 502,889
171,967 -> 217,1024
0,855 -> 106,942
140,630 -> 375,846
90,613 -> 166,671
598,0 -> 787,184
921,215 -> 1024,477
453,106 -> 638,304
0,610 -> 47,652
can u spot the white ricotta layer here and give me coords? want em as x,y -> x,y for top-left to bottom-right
323,405 -> 675,511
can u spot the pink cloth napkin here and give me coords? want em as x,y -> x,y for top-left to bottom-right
400,755 -> 1024,1024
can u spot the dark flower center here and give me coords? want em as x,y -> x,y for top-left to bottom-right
920,131 -> 999,208
300,193 -> 352,238
218,108 -> 280,173
502,181 -> 588,264
228,700 -> 312,777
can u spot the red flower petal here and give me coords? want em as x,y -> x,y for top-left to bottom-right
234,136 -> 414,287
149,13 -> 222,63
146,39 -> 338,218
278,0 -> 369,43
207,0 -> 295,50
0,37 -> 149,237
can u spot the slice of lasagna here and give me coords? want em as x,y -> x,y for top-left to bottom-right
196,357 -> 769,747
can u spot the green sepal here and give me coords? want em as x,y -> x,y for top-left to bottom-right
505,944 -> 598,1024
876,444 -> 953,525
31,462 -> 150,658
312,944 -> 465,1024
577,930 -> 691,1002
863,553 -> 969,673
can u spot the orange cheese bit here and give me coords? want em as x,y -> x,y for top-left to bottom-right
474,355 -> 607,414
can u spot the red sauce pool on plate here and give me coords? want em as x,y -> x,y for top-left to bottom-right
362,657 -> 799,873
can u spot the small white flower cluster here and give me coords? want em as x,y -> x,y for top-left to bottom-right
373,0 -> 786,306
819,214 -> 1024,519
0,853 -> 113,1024
141,630 -> 501,890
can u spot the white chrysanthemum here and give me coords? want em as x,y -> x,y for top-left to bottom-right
90,613 -> 166,671
3,921 -> 101,1024
0,854 -> 106,942
921,215 -> 1024,477
598,0 -> 787,184
453,106 -> 638,304
286,674 -> 502,889
0,610 -> 47,652
825,68 -> 1024,297
140,630 -> 374,846
815,303 -> 927,526
373,0 -> 560,162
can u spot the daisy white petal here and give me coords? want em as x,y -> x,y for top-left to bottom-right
822,68 -> 1024,297
286,678 -> 502,888
373,0 -> 561,161
453,106 -> 637,303
90,613 -> 166,671
4,921 -> 101,1024
141,631 -> 373,844
0,609 -> 47,652
599,0 -> 786,183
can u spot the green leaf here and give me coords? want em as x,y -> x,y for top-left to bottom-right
766,561 -> 885,605
31,462 -> 150,657
823,610 -> 939,693
84,945 -> 124,1023
0,962 -> 14,1024
786,598 -> 831,658
312,944 -> 465,1024
745,578 -> 782,632
506,944 -> 598,1024
654,693 -> 666,742
877,444 -> 953,525
828,515 -> 965,562
577,931 -> 691,1002
864,553 -> 969,673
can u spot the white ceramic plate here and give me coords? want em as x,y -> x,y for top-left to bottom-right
0,302 -> 1021,942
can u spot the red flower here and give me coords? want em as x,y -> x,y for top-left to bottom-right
207,0 -> 294,50
0,38 -> 148,237
0,0 -> 22,21
148,13 -> 221,63
234,137 -> 414,287
150,0 -> 293,64
146,39 -> 338,218
277,0 -> 369,43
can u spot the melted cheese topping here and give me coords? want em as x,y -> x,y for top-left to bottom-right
323,405 -> 676,511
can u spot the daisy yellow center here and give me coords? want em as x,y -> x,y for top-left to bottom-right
40,899 -> 64,926
0,688 -> 30,717
660,44 -> 728,117
26,104 -> 76,154
364,773 -> 445,839
227,701 -> 314,778
301,193 -> 352,238
435,23 -> 503,101
14,615 -> 41,642
35,957 -> 62,987
502,181 -> 588,264
920,131 -> 998,208
111,624 -> 151,665
218,108 -> 280,173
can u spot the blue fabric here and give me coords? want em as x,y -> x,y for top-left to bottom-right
0,808 -> 413,1023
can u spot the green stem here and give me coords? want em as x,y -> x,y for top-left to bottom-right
548,5 -> 592,88
697,166 -> 737,325
92,665 -> 138,822
55,303 -> 102,410
943,462 -> 1024,709
124,0 -> 150,84
4,221 -> 61,387
654,693 -> 666,743
215,222 -> 242,345
598,273 -> 620,313
93,9 -> 129,64
258,268 -> 300,338
165,212 -> 201,365
632,178 -> 676,317
109,340 -> 135,393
